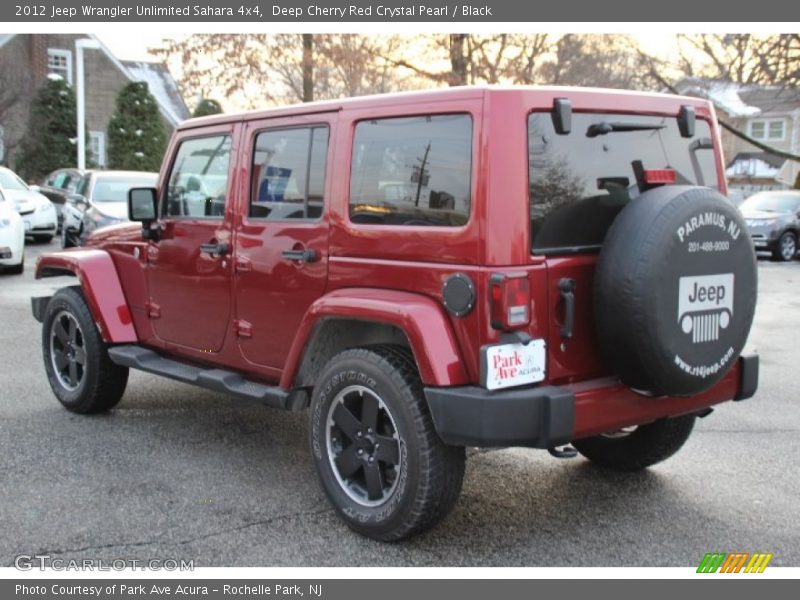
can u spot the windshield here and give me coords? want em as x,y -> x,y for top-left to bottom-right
91,175 -> 157,203
528,111 -> 719,254
740,192 -> 800,214
0,169 -> 29,191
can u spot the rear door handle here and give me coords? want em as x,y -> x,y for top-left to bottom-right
282,248 -> 318,263
199,242 -> 229,257
558,278 -> 576,339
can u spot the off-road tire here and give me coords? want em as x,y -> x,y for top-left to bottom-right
309,345 -> 465,541
772,231 -> 797,262
572,414 -> 696,472
42,286 -> 129,413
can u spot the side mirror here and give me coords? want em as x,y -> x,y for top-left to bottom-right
128,187 -> 158,221
128,187 -> 160,241
67,193 -> 87,207
29,184 -> 41,193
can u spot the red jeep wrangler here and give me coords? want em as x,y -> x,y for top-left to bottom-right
33,86 -> 758,541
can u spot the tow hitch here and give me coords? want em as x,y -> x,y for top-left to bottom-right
548,445 -> 578,459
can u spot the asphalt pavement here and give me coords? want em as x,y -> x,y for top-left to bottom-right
1,240 -> 798,567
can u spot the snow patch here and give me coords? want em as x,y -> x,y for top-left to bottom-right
121,61 -> 190,125
678,79 -> 761,118
727,157 -> 781,179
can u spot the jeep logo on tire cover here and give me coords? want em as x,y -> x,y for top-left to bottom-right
678,274 -> 734,344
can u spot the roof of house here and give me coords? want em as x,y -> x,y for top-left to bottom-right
0,34 -> 188,125
726,151 -> 785,179
674,77 -> 800,118
121,61 -> 190,123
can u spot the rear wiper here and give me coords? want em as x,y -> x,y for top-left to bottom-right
586,121 -> 666,138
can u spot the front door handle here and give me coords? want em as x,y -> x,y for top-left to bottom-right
282,248 -> 318,263
558,278 -> 576,340
199,242 -> 229,257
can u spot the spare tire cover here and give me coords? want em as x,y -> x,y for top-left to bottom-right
594,185 -> 757,397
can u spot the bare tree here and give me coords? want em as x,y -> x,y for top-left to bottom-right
635,36 -> 800,163
151,34 -> 409,108
536,35 -> 650,89
676,34 -> 799,87
386,34 -> 650,89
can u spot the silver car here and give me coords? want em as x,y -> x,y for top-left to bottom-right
740,191 -> 800,262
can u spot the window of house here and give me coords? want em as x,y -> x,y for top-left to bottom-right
249,125 -> 329,220
47,49 -> 72,85
749,119 -> 785,141
165,135 -> 232,218
89,131 -> 106,168
349,114 -> 472,227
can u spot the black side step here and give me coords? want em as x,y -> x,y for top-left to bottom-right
108,345 -> 292,410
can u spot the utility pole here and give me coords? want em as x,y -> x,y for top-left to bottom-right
413,142 -> 431,207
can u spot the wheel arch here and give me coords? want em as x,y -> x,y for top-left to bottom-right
35,249 -> 137,343
280,288 -> 469,392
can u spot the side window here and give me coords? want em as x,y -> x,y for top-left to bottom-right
75,175 -> 89,196
349,114 -> 472,227
250,125 -> 329,220
64,174 -> 79,192
51,172 -> 67,188
165,134 -> 232,218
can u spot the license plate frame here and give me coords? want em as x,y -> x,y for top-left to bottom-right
480,338 -> 546,391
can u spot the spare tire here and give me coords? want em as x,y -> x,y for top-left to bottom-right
594,185 -> 757,397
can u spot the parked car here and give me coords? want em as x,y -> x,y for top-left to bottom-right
61,170 -> 159,248
0,167 -> 57,242
739,190 -> 800,261
32,87 -> 759,542
726,188 -> 747,206
37,168 -> 85,232
0,187 -> 25,274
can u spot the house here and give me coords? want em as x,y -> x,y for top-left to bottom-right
673,77 -> 800,196
0,33 -> 189,169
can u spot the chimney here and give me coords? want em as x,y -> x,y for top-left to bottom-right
29,34 -> 49,81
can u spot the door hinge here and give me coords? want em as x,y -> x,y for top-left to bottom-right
234,319 -> 253,338
146,301 -> 161,319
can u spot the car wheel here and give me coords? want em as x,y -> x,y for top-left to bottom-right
42,287 -> 129,413
6,257 -> 24,275
61,227 -> 76,249
772,231 -> 797,262
572,415 -> 696,471
309,345 -> 465,541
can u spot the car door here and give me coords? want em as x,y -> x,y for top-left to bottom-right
233,114 -> 334,372
146,124 -> 238,353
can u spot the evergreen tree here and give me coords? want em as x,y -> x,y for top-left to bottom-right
107,81 -> 166,172
192,98 -> 223,117
15,76 -> 83,181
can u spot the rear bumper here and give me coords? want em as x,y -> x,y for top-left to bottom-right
425,354 -> 758,448
425,385 -> 575,448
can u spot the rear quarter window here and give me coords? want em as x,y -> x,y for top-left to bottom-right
529,112 -> 719,254
349,114 -> 472,227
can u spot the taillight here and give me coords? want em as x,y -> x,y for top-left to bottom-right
490,273 -> 531,331
642,169 -> 677,185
